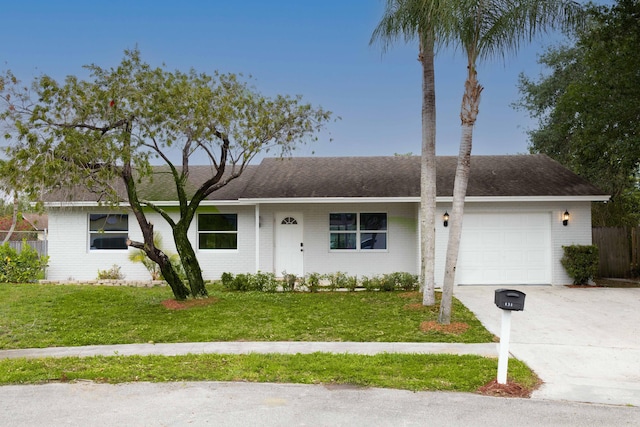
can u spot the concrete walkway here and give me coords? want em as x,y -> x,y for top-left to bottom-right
454,285 -> 640,407
0,341 -> 497,359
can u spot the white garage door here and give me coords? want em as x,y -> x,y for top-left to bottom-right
456,212 -> 551,285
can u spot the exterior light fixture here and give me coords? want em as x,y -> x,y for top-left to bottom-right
443,211 -> 449,227
563,210 -> 570,226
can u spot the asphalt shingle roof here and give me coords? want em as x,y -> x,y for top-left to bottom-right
43,155 -> 607,203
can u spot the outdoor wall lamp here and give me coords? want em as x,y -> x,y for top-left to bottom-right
443,211 -> 449,227
562,210 -> 570,226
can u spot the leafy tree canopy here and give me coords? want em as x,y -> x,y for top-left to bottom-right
516,0 -> 640,226
0,49 -> 332,299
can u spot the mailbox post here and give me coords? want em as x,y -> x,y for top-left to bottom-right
494,289 -> 526,384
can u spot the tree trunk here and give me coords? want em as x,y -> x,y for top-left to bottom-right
155,250 -> 190,300
439,67 -> 483,324
1,192 -> 19,244
119,129 -> 190,301
173,222 -> 208,298
419,31 -> 437,307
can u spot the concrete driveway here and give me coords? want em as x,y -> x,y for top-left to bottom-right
454,285 -> 640,406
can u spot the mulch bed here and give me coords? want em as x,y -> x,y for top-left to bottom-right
419,320 -> 469,335
477,379 -> 537,398
161,297 -> 219,310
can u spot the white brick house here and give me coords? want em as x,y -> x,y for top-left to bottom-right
44,155 -> 608,286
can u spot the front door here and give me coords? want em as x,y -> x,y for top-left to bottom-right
275,212 -> 304,277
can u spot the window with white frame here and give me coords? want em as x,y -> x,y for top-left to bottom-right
89,213 -> 129,250
329,212 -> 387,250
198,213 -> 238,250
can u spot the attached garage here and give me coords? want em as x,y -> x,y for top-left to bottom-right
456,212 -> 552,285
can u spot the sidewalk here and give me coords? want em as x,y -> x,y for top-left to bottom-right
0,341 -> 498,359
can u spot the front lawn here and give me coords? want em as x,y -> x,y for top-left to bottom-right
0,283 -> 494,349
0,283 -> 539,395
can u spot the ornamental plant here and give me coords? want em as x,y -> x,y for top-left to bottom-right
561,245 -> 599,285
0,241 -> 49,283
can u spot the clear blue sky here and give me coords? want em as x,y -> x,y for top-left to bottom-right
1,0 -> 601,159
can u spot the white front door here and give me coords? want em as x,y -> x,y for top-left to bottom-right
275,213 -> 304,277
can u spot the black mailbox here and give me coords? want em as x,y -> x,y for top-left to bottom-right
494,289 -> 526,311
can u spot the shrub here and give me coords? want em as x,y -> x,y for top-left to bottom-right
306,272 -> 322,293
220,272 -> 277,292
0,241 -> 49,283
361,275 -> 380,291
221,272 -> 234,290
97,264 -> 125,280
379,274 -> 397,292
326,271 -> 349,291
561,245 -> 599,285
282,273 -> 297,292
250,271 -> 278,292
345,275 -> 358,292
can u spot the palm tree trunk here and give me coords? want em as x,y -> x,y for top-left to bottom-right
419,31 -> 437,306
439,67 -> 482,324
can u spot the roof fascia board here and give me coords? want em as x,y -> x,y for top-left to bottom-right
45,194 -> 610,208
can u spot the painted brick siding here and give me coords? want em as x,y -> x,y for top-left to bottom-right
257,203 -> 418,277
47,209 -> 149,281
46,201 -> 592,284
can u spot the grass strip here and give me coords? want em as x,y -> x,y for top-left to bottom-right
0,352 -> 537,392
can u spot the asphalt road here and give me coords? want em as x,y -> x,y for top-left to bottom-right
1,381 -> 639,426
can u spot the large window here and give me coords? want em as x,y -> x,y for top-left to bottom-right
198,213 -> 238,250
89,214 -> 128,250
330,212 -> 387,250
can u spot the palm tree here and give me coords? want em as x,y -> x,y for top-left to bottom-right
371,0 -> 448,306
438,0 -> 584,324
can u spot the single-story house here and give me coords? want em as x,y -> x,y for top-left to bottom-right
43,154 -> 608,286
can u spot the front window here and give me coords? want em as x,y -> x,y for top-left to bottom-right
89,214 -> 128,250
330,212 -> 387,250
198,213 -> 238,250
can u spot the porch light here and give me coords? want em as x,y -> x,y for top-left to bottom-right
563,210 -> 570,226
443,211 -> 449,227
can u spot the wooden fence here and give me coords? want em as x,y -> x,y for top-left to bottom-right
5,240 -> 48,258
592,227 -> 640,278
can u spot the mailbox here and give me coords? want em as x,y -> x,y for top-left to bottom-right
494,289 -> 526,311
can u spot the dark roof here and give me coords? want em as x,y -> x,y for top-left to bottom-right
239,155 -> 606,199
43,155 -> 607,203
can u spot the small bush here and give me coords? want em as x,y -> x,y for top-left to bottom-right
97,264 -> 125,280
361,275 -> 380,291
326,271 -> 349,291
306,272 -> 322,293
345,275 -> 358,292
282,273 -> 297,292
0,242 -> 49,283
220,272 -> 278,292
251,271 -> 278,293
379,274 -> 397,292
561,245 -> 599,285
221,272 -> 234,290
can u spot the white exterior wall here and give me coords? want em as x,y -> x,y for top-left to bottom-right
195,205 -> 256,278
257,203 -> 418,277
47,208 -> 150,281
46,206 -> 257,281
46,200 -> 593,285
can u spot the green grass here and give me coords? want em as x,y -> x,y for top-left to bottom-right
0,283 -> 495,349
0,353 -> 537,391
0,283 -> 540,393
